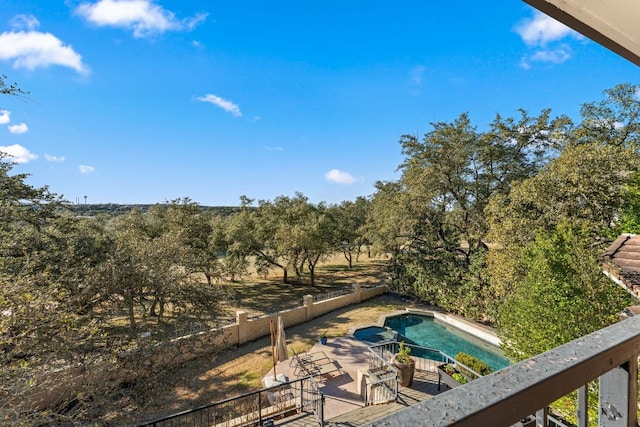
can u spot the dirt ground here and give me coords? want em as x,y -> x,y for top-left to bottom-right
111,255 -> 415,425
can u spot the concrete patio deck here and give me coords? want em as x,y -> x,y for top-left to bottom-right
267,336 -> 371,419
266,336 -> 443,426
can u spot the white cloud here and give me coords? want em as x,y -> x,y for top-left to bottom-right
529,46 -> 571,63
0,110 -> 10,125
325,169 -> 356,185
10,14 -> 40,31
264,146 -> 283,151
75,0 -> 207,38
515,11 -> 582,67
79,165 -> 95,174
521,45 -> 572,68
45,154 -> 65,162
515,11 -> 578,46
0,144 -> 38,163
8,123 -> 28,134
0,30 -> 88,74
196,94 -> 242,117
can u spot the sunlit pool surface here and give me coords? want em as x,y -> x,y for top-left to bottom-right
352,326 -> 397,343
354,313 -> 510,371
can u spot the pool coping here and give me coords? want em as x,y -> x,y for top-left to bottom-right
347,307 -> 502,348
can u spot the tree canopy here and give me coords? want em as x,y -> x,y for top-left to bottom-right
2,76 -> 639,424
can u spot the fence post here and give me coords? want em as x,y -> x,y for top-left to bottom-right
352,283 -> 362,303
236,310 -> 248,345
304,295 -> 314,321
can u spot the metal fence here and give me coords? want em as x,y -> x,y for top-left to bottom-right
304,376 -> 325,424
368,341 -> 482,377
366,347 -> 399,405
138,376 -> 323,427
245,300 -> 303,320
313,288 -> 352,303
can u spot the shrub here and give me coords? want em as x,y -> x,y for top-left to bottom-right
454,352 -> 493,377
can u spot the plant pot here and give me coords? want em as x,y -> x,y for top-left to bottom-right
437,365 -> 469,391
320,337 -> 328,345
393,357 -> 415,387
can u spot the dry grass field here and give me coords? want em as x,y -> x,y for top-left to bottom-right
105,254 -> 417,425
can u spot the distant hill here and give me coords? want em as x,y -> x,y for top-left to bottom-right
70,203 -> 244,217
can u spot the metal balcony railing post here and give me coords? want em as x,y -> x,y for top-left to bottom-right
577,386 -> 587,427
535,407 -> 548,427
599,358 -> 638,427
319,393 -> 325,426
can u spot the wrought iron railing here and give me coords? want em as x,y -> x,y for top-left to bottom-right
366,344 -> 399,405
313,288 -> 352,303
138,375 -> 323,427
305,375 -> 324,424
368,341 -> 482,378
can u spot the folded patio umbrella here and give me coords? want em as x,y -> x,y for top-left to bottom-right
271,316 -> 288,380
275,316 -> 288,363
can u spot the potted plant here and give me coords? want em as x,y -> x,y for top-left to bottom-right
437,364 -> 469,390
393,341 -> 415,387
320,330 -> 328,345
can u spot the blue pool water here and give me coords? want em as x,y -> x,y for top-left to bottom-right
354,314 -> 510,371
353,326 -> 398,343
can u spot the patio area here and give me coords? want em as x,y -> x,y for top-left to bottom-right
267,336 -> 443,426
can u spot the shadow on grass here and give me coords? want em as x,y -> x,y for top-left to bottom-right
224,258 -> 391,316
120,294 -> 407,425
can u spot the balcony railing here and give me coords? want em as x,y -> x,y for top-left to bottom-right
366,344 -> 399,405
365,314 -> 640,427
368,341 -> 483,378
138,375 -> 323,427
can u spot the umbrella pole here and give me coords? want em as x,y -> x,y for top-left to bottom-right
270,319 -> 277,380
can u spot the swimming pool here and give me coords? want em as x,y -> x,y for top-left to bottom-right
354,313 -> 510,371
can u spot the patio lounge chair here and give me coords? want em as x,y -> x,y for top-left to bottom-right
290,350 -> 343,379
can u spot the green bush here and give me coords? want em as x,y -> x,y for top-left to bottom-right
454,352 -> 493,377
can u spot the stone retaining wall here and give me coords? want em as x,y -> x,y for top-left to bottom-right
31,284 -> 387,410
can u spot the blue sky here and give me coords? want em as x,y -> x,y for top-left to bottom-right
0,1 -> 638,206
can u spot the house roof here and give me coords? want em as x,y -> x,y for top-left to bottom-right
523,0 -> 640,67
602,234 -> 640,297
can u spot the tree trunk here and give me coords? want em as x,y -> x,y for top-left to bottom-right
308,254 -> 321,286
343,251 -> 353,269
126,292 -> 136,333
157,296 -> 165,323
150,292 -> 158,317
